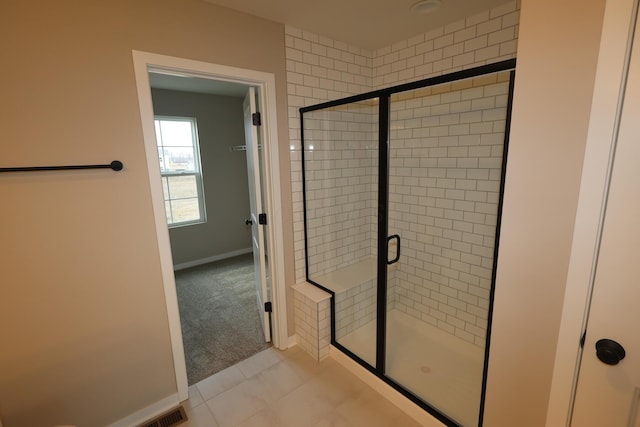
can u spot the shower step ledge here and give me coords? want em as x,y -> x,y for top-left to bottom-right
312,257 -> 398,294
292,282 -> 331,302
293,282 -> 331,362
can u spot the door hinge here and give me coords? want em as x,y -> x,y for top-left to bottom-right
580,330 -> 587,348
264,301 -> 272,312
258,213 -> 267,225
252,112 -> 261,126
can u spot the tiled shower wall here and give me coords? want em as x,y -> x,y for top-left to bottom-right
286,28 -> 375,282
302,104 -> 378,278
287,1 -> 519,341
387,73 -> 511,346
371,2 -> 519,89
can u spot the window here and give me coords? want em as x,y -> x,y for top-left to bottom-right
154,116 -> 206,227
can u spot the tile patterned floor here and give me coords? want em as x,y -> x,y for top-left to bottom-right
181,346 -> 422,427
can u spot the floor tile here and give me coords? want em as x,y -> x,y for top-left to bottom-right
235,347 -> 283,378
196,364 -> 245,401
234,407 -> 287,427
206,378 -> 268,427
183,346 -> 425,427
336,388 -> 422,427
311,414 -> 354,427
282,347 -> 332,380
253,357 -> 306,403
182,403 -> 219,427
182,385 -> 205,415
272,379 -> 335,427
303,360 -> 367,408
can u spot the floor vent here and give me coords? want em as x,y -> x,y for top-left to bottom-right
137,406 -> 188,427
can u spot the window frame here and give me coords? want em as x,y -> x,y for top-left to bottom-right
154,115 -> 207,228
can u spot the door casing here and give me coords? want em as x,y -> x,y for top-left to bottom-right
131,50 -> 288,401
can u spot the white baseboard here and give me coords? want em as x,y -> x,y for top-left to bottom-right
287,334 -> 298,349
107,394 -> 180,427
329,346 -> 445,427
173,247 -> 252,271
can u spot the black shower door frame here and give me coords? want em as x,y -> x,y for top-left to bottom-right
300,59 -> 517,427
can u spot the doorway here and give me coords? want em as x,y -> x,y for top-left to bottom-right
148,78 -> 271,384
132,51 -> 288,401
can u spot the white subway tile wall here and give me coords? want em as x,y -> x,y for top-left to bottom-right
287,28 -> 375,283
303,102 -> 378,278
334,266 -> 397,343
293,284 -> 332,361
287,1 -> 519,344
318,299 -> 331,360
293,289 -> 316,358
386,73 -> 511,346
335,278 -> 376,340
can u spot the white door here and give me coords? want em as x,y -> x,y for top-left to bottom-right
571,6 -> 640,425
243,87 -> 271,342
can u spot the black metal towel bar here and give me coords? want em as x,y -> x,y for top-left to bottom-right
0,160 -> 124,173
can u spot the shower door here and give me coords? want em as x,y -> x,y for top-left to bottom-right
301,60 -> 516,427
385,71 -> 513,426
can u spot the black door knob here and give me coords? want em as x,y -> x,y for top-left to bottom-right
245,219 -> 253,225
595,339 -> 626,365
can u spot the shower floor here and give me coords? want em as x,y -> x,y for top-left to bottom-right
337,309 -> 484,427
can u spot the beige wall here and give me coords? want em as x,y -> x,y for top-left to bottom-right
151,89 -> 252,266
484,0 -> 606,425
0,1 -> 291,426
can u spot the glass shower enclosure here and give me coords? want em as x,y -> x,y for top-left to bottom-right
301,60 -> 516,427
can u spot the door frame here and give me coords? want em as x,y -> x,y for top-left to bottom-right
546,0 -> 639,424
131,50 -> 288,401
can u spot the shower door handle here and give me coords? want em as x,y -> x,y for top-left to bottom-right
387,234 -> 401,265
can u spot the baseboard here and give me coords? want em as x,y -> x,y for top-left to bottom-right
173,247 -> 252,271
329,346 -> 445,427
287,334 -> 298,349
107,393 -> 180,427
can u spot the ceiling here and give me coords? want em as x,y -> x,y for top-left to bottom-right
150,0 -> 509,96
203,0 -> 509,50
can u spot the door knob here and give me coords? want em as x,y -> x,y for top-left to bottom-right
595,338 -> 626,365
245,219 -> 253,225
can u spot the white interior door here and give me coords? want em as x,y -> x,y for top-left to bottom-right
571,6 -> 640,425
243,87 -> 271,342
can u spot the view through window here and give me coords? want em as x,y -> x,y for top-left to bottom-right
154,116 -> 206,226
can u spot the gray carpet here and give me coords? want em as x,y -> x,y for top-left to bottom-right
174,253 -> 271,385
